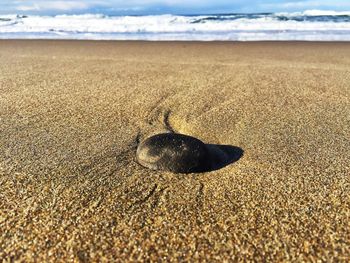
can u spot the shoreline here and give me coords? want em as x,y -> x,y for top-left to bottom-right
1,38 -> 350,42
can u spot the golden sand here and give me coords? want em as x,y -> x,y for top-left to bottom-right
0,40 -> 349,261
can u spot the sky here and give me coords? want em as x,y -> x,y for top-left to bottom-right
1,0 -> 350,15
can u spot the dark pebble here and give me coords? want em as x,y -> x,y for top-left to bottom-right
136,133 -> 210,173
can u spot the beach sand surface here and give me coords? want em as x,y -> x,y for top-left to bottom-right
0,40 -> 349,261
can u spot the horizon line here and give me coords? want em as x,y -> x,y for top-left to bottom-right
2,9 -> 350,17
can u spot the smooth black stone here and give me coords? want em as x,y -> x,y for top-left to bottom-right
136,133 -> 210,173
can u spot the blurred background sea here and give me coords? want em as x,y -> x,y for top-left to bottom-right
1,10 -> 350,41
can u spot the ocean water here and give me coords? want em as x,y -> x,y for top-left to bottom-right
1,10 -> 350,41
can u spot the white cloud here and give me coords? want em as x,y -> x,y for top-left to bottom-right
260,0 -> 350,10
10,0 -> 245,14
14,0 -> 243,11
3,0 -> 350,14
281,1 -> 349,8
16,4 -> 40,11
16,1 -> 90,11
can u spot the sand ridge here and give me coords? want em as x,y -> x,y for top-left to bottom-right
0,40 -> 350,261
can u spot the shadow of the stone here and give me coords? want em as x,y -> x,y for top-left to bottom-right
205,144 -> 244,172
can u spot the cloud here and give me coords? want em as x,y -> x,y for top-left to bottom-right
259,0 -> 350,11
1,0 -> 350,15
16,1 -> 90,11
3,0 -> 246,14
16,4 -> 40,11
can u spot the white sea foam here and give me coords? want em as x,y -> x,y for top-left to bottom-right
0,11 -> 349,41
300,10 -> 350,16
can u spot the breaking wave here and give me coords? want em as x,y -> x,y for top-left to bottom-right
0,10 -> 350,41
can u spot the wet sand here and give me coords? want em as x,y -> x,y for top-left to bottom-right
0,40 -> 349,261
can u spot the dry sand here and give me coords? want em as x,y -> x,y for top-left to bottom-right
0,40 -> 349,261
